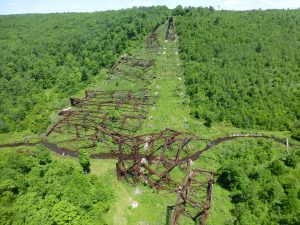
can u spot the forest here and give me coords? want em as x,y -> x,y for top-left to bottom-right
176,8 -> 300,139
0,4 -> 299,225
216,139 -> 299,224
0,6 -> 169,134
0,146 -> 113,224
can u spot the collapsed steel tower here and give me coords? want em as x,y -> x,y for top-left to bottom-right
115,128 -> 215,225
171,169 -> 215,225
145,31 -> 160,48
115,128 -> 193,190
165,16 -> 176,40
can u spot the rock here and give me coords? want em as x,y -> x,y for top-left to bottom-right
132,201 -> 139,208
141,157 -> 147,164
135,188 -> 142,195
144,142 -> 149,150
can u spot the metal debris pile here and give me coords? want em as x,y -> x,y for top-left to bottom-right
109,56 -> 155,83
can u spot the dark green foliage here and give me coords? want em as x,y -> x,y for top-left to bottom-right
291,120 -> 300,141
33,144 -> 52,165
215,139 -> 300,224
0,6 -> 169,134
81,67 -> 89,82
203,114 -> 213,127
172,5 -> 186,16
292,130 -> 300,141
78,150 -> 90,173
176,8 -> 300,131
269,159 -> 286,175
0,149 -> 113,224
284,152 -> 299,168
0,120 -> 9,133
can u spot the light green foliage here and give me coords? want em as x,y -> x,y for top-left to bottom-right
52,200 -> 79,225
176,8 -> 300,133
0,148 -> 113,224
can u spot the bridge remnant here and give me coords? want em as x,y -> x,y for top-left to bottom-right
171,168 -> 215,225
46,89 -> 156,148
116,128 -> 194,190
145,31 -> 160,48
115,127 -> 215,225
165,16 -> 176,40
109,56 -> 155,83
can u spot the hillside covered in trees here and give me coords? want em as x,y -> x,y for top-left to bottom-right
0,5 -> 299,225
176,8 -> 300,138
0,6 -> 168,134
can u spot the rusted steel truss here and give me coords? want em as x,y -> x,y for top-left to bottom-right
165,16 -> 176,41
171,169 -> 215,225
46,89 -> 156,147
109,56 -> 155,83
116,128 -> 197,190
145,31 -> 160,48
112,56 -> 155,69
115,127 -> 214,225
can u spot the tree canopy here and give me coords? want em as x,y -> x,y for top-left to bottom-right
0,147 -> 113,224
176,8 -> 300,134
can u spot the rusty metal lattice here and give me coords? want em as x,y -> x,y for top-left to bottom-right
171,168 -> 215,225
114,56 -> 154,69
109,56 -> 155,83
165,16 -> 176,41
114,127 -> 214,225
46,89 -> 156,147
116,128 -> 193,190
145,31 -> 160,49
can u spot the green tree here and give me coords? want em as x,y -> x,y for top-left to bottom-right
33,144 -> 52,165
52,200 -> 79,224
78,150 -> 90,173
